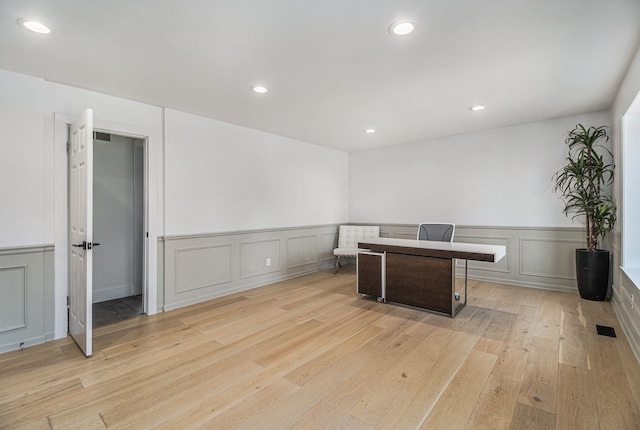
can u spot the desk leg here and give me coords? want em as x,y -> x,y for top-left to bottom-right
465,259 -> 468,306
452,259 -> 469,318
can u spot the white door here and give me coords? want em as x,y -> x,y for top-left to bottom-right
69,109 -> 94,357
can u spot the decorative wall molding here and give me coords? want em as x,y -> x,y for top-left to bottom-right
240,239 -> 281,279
611,230 -> 640,364
0,244 -> 54,255
0,245 -> 53,353
286,235 -> 318,269
161,225 -> 339,311
175,244 -> 233,292
321,232 -> 339,262
519,237 -> 582,279
0,265 -> 27,332
160,223 -> 589,310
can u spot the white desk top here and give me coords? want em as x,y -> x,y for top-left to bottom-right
358,237 -> 506,263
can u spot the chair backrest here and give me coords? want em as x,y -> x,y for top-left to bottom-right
337,225 -> 380,248
417,223 -> 455,242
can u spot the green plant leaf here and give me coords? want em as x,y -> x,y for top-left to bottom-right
552,124 -> 616,250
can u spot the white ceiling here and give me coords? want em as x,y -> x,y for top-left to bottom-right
1,1 -> 640,152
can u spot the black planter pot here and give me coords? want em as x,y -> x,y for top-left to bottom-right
575,249 -> 610,301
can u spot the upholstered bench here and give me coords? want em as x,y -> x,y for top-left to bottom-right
333,225 -> 380,273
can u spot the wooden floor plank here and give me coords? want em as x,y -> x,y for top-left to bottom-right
510,402 -> 556,430
558,295 -> 591,369
517,344 -> 558,413
347,325 -> 452,426
420,349 -> 497,429
555,363 -> 599,430
1,268 -> 639,429
283,328 -> 431,429
132,362 -> 285,429
464,375 -> 520,430
283,324 -> 383,387
374,330 -> 482,429
185,377 -> 299,430
491,342 -> 530,382
587,329 -> 640,429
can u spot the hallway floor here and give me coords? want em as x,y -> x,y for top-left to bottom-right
93,295 -> 143,328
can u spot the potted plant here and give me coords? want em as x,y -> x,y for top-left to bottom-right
552,124 -> 616,301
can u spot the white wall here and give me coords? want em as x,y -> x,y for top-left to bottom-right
0,71 -> 45,247
349,111 -> 611,227
0,69 -> 166,339
0,68 -> 350,341
164,109 -> 349,235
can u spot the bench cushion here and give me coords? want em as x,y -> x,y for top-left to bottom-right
333,247 -> 370,257
334,225 -> 380,256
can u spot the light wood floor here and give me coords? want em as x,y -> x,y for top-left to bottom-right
2,266 -> 640,429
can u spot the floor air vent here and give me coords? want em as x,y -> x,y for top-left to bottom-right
596,325 -> 617,338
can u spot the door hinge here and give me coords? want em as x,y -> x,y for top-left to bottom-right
67,296 -> 70,307
66,141 -> 70,154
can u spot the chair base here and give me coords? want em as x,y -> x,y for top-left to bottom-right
334,256 -> 342,274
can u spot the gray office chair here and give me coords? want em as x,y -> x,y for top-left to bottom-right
417,223 -> 455,242
418,222 -> 459,300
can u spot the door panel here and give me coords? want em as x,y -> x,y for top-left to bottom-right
69,109 -> 93,356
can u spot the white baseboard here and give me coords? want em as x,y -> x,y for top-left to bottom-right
0,334 -> 46,354
93,284 -> 141,303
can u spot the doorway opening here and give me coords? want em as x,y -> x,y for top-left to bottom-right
91,131 -> 146,327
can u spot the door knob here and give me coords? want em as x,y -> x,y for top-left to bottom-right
71,241 -> 100,250
72,241 -> 87,249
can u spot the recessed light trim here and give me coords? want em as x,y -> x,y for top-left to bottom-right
364,129 -> 376,134
17,18 -> 52,34
389,20 -> 416,36
250,85 -> 268,94
470,104 -> 486,111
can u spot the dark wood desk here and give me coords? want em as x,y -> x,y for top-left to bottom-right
357,238 -> 506,317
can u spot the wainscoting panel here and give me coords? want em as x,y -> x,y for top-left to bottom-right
176,244 -> 232,292
611,230 -> 640,364
162,225 -> 340,311
395,232 -> 415,240
321,232 -> 338,262
157,238 -> 165,313
520,238 -> 580,279
160,224 -> 588,311
0,245 -> 54,353
614,270 -> 640,364
240,239 -> 281,279
0,265 -> 26,332
287,235 -> 318,269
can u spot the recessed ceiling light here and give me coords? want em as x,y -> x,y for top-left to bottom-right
17,18 -> 52,34
470,105 -> 486,111
250,85 -> 268,94
364,129 -> 376,134
389,20 -> 416,36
